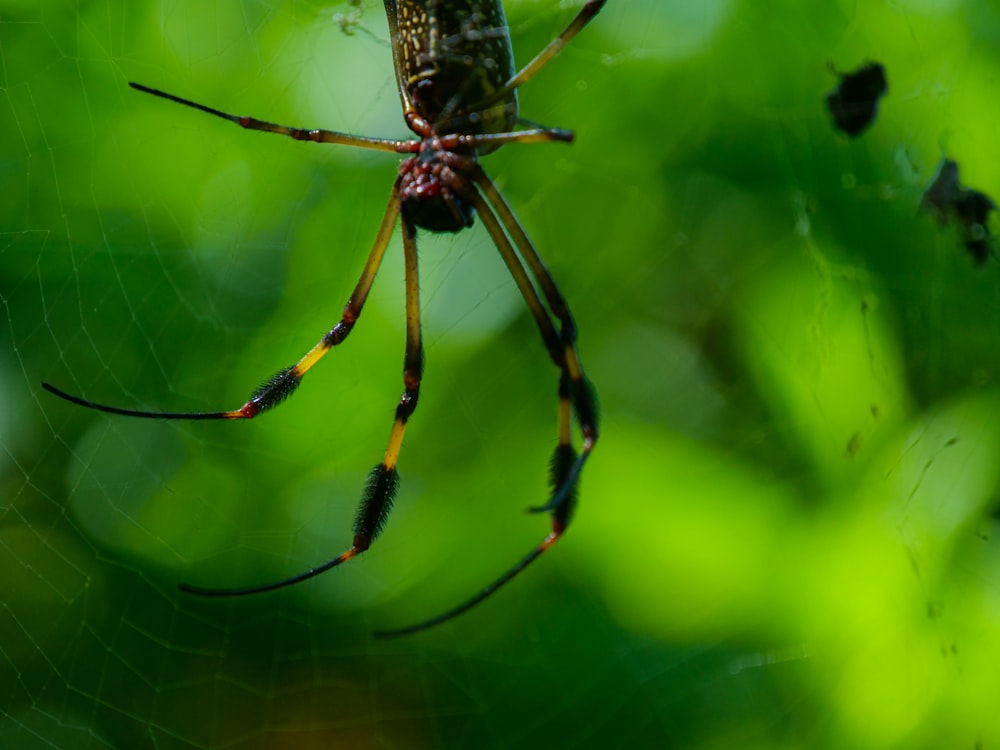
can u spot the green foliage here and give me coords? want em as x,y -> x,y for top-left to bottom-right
2,1 -> 1000,748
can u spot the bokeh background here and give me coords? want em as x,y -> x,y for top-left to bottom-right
3,0 -> 1000,748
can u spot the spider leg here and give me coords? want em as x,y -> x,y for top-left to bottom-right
353,211 -> 424,560
181,211 -> 422,598
441,128 -> 575,151
457,188 -> 592,543
43,180 -> 403,422
129,82 -> 414,153
376,181 -> 594,636
373,529 -> 559,638
471,167 -> 598,512
474,0 -> 607,113
178,455 -> 404,596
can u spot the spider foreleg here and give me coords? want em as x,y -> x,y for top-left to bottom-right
474,0 -> 607,113
129,82 -> 408,153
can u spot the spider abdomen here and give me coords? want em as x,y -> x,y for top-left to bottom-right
388,0 -> 517,135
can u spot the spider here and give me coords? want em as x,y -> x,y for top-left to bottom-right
43,0 -> 603,637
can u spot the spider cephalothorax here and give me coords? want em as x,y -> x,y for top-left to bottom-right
399,136 -> 477,232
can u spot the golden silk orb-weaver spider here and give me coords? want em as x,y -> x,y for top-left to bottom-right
43,0 -> 604,637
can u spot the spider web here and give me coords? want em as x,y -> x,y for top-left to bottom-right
3,0 -> 1000,748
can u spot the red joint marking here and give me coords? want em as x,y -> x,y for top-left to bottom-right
237,401 -> 261,419
405,111 -> 432,137
350,534 -> 371,553
541,526 -> 563,551
403,366 -> 420,384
